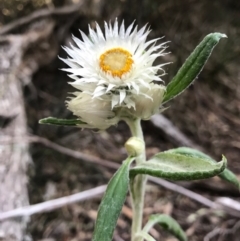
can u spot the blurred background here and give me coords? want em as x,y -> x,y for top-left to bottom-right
0,0 -> 240,240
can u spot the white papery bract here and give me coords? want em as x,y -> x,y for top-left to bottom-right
67,92 -> 119,129
129,84 -> 166,120
62,19 -> 168,129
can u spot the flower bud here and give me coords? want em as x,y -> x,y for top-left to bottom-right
131,84 -> 166,120
125,137 -> 145,157
67,92 -> 119,129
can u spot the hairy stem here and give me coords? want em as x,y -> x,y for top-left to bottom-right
125,118 -> 147,241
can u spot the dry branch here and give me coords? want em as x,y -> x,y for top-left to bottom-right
0,135 -> 119,170
216,197 -> 240,212
0,185 -> 106,222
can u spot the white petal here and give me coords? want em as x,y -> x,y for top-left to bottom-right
138,79 -> 151,89
106,83 -> 116,92
113,18 -> 119,37
119,20 -> 125,38
119,90 -> 126,104
79,30 -> 93,46
125,96 -> 136,109
112,95 -> 119,109
94,86 -> 106,94
108,21 -> 113,38
72,35 -> 84,49
93,90 -> 106,97
96,23 -> 105,41
88,25 -> 99,43
97,79 -> 107,85
125,21 -> 135,37
131,81 -> 139,93
104,21 -> 110,39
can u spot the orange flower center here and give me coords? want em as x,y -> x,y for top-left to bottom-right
99,48 -> 133,78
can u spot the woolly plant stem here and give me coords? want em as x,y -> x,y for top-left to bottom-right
125,118 -> 147,241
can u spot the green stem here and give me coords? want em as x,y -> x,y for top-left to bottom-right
125,118 -> 147,241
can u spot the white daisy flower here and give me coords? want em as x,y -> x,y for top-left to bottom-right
62,19 -> 168,129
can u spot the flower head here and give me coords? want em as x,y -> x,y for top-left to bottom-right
67,92 -> 119,129
62,19 -> 168,129
129,83 -> 166,120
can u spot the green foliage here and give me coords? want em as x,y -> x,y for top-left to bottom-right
143,214 -> 187,241
39,117 -> 86,126
163,33 -> 227,103
130,151 -> 226,181
166,147 -> 240,188
92,157 -> 134,241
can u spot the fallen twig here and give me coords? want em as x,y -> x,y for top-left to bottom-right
149,177 -> 218,209
0,185 -> 106,222
149,178 -> 240,219
216,197 -> 240,212
0,135 -> 119,170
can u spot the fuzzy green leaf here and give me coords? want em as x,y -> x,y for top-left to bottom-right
165,147 -> 240,188
39,117 -> 86,126
163,33 -> 227,103
92,157 -> 134,241
130,152 -> 226,181
143,214 -> 187,241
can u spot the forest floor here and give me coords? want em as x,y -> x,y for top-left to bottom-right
1,0 -> 240,240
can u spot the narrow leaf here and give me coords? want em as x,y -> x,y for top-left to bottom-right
92,157 -> 134,241
130,152 -> 226,181
143,214 -> 187,241
39,117 -> 86,126
163,33 -> 227,103
165,147 -> 240,188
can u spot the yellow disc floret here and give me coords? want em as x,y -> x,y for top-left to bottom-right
99,48 -> 133,78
